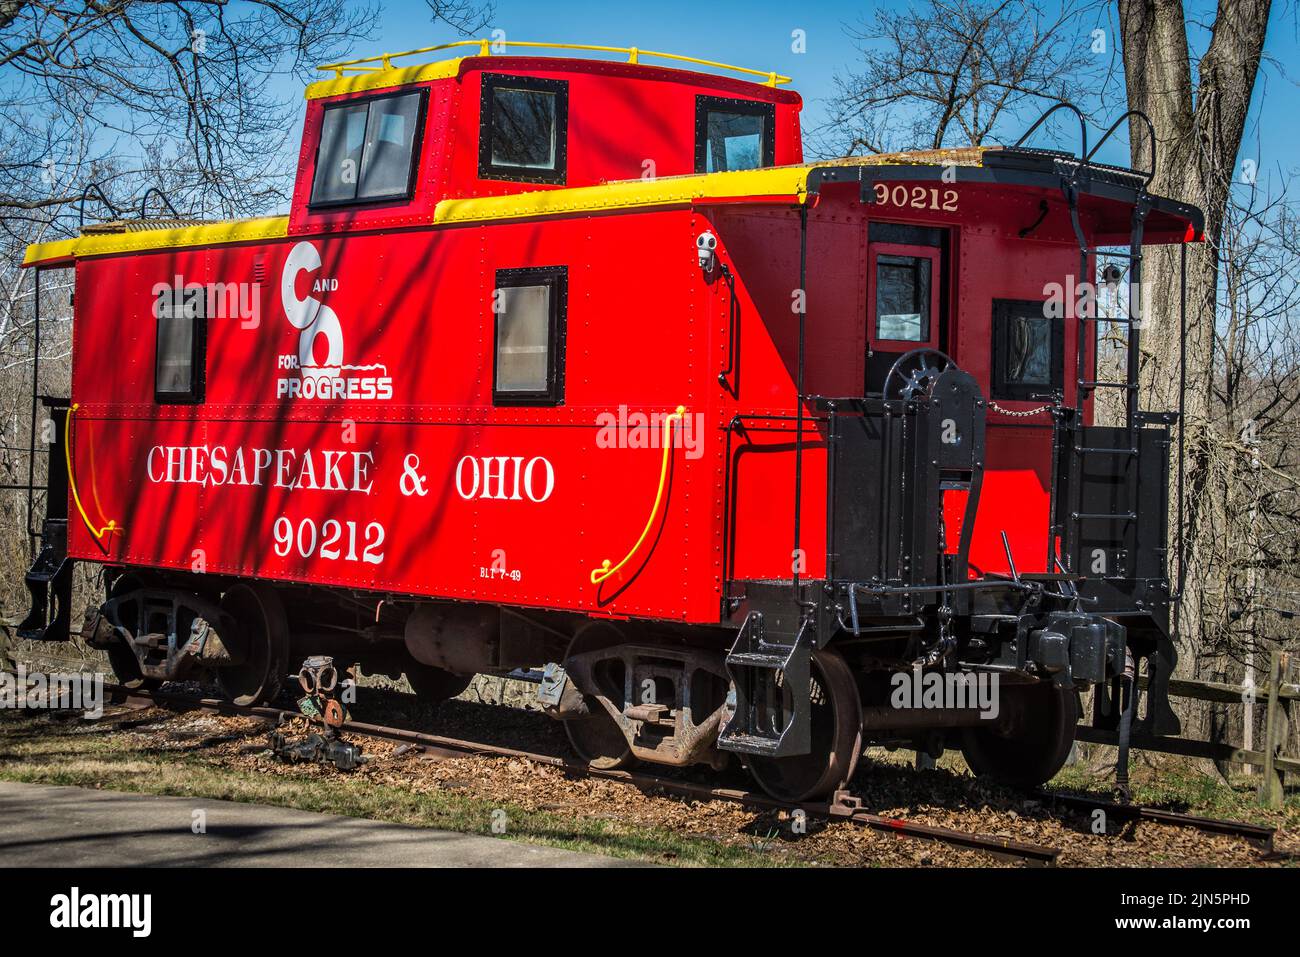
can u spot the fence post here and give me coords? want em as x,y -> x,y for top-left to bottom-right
1258,649 -> 1288,809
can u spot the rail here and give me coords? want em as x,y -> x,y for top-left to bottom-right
1013,101 -> 1089,161
77,183 -> 119,231
1084,110 -> 1157,187
0,656 -> 1283,863
138,186 -> 179,220
1034,789 -> 1276,851
1011,102 -> 1157,187
317,39 -> 793,87
87,682 -> 1290,863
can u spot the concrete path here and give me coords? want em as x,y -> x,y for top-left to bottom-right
0,781 -> 637,867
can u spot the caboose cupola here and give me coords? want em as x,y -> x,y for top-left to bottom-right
287,40 -> 803,236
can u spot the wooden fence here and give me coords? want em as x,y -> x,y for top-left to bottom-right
1075,650 -> 1296,808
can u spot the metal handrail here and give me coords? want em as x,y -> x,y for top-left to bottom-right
77,183 -> 120,230
317,39 -> 792,87
1084,110 -> 1157,187
139,186 -> 179,220
1012,102 -> 1089,161
1012,103 -> 1159,189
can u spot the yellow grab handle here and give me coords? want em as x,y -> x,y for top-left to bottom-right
590,406 -> 686,586
65,403 -> 122,542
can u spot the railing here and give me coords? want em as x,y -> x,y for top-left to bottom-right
317,39 -> 793,87
1012,102 -> 1157,187
76,181 -> 184,229
138,186 -> 178,220
77,183 -> 119,231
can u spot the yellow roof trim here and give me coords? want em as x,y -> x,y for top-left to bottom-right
434,165 -> 816,225
429,150 -> 993,225
305,58 -> 466,100
23,216 -> 289,267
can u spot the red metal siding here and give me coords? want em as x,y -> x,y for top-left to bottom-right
69,210 -> 730,623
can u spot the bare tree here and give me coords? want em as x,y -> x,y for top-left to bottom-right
0,1 -> 493,226
0,0 -> 494,626
817,0 -> 1098,157
1196,182 -> 1300,755
0,2 -> 382,226
1115,0 -> 1275,697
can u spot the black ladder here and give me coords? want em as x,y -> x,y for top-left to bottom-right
1058,182 -> 1152,573
18,397 -> 73,643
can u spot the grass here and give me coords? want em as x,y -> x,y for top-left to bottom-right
1052,757 -> 1300,829
866,740 -> 1300,834
0,710 -> 789,867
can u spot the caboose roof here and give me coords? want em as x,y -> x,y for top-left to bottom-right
22,146 -> 1201,267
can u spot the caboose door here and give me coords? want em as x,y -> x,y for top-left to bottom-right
863,221 -> 951,393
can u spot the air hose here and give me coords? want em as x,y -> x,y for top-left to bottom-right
1115,648 -> 1140,803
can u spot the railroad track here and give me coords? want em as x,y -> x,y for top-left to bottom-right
99,684 -> 1283,867
102,683 -> 1060,866
1034,789 -> 1280,855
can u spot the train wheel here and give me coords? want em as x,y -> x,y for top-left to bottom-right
745,648 -> 863,803
405,664 -> 472,704
217,584 -> 289,706
103,574 -> 160,691
563,622 -> 635,771
960,681 -> 1078,787
105,638 -> 161,692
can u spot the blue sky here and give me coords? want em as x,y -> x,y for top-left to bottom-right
288,0 -> 1297,194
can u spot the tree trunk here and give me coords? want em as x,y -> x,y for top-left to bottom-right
1117,0 -> 1272,732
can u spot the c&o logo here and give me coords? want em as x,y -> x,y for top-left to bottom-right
277,240 -> 393,401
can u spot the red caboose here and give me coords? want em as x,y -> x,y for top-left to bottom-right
20,41 -> 1202,800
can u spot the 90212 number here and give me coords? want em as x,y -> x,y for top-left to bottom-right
272,516 -> 385,565
873,183 -> 958,212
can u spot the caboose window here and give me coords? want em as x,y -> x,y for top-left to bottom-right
695,96 -> 775,173
493,266 -> 567,405
875,255 -> 931,341
479,74 -> 568,184
154,295 -> 204,403
310,90 -> 425,207
991,299 -> 1064,401
869,243 -> 939,345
